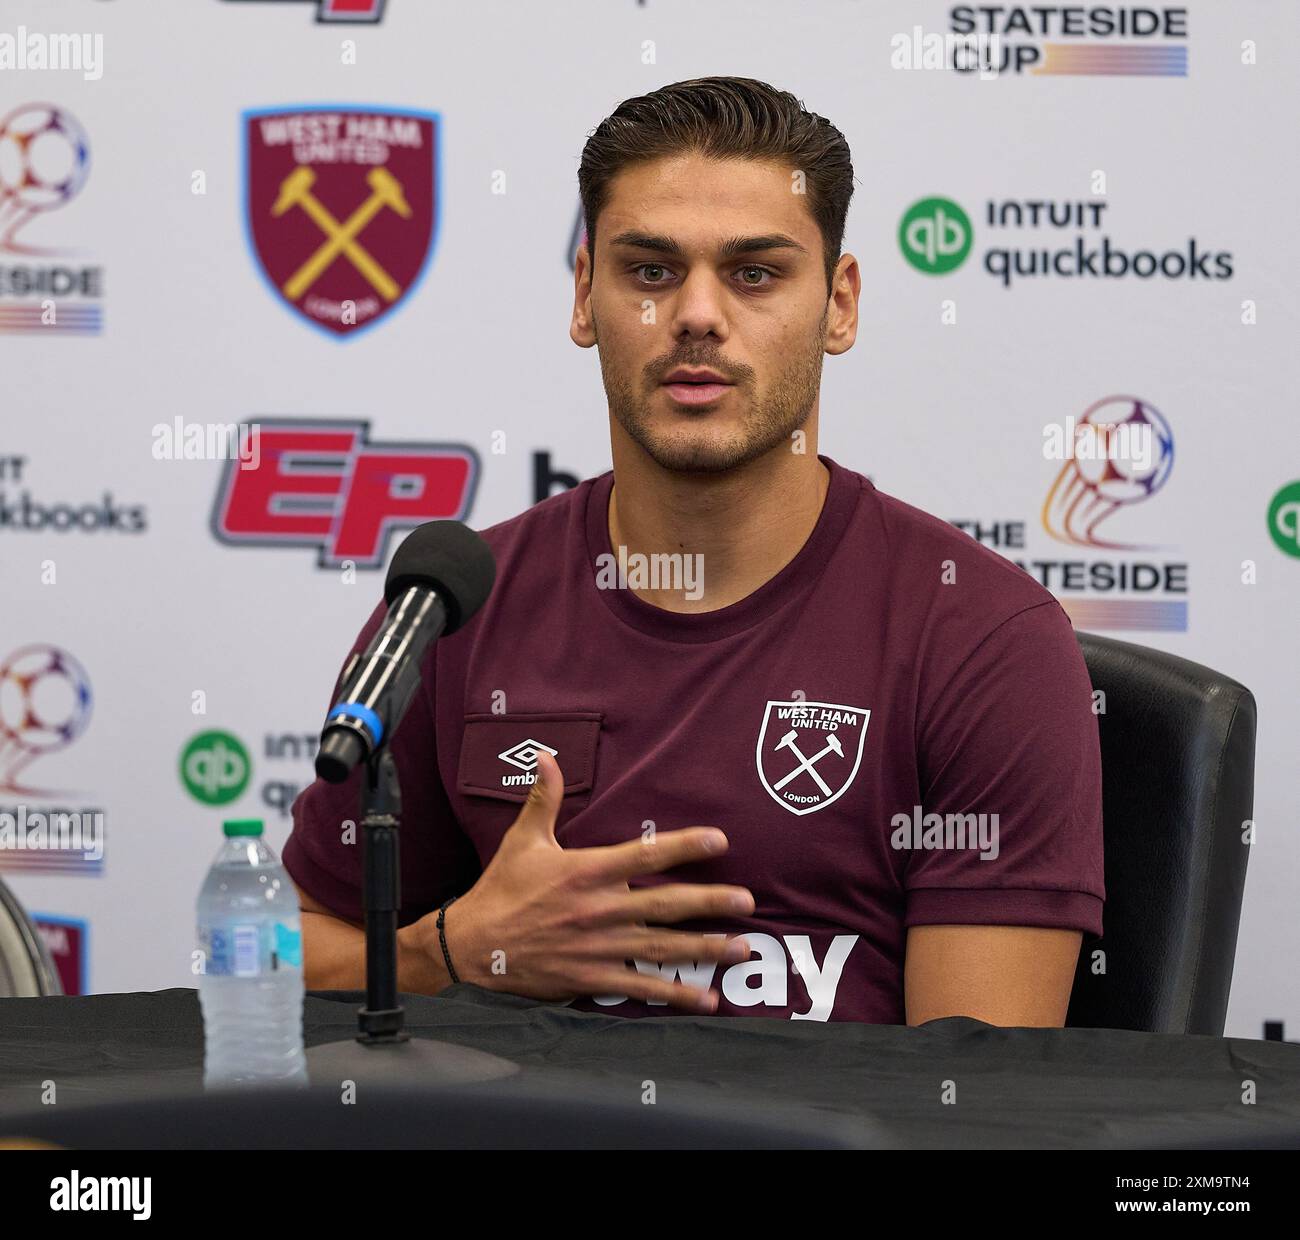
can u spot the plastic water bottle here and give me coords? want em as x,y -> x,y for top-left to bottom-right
197,819 -> 307,1089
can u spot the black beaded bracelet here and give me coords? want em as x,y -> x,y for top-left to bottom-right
437,895 -> 461,984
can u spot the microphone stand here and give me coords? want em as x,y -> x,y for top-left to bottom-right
303,745 -> 518,1085
358,747 -> 407,1043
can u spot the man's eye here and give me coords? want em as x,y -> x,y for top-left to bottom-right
633,263 -> 673,284
630,263 -> 776,287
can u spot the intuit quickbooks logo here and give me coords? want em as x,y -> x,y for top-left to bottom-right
898,194 -> 1233,289
898,197 -> 972,274
0,454 -> 147,533
181,728 -> 323,816
1268,482 -> 1300,559
180,730 -> 251,806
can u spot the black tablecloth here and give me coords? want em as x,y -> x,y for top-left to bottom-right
1,985 -> 1298,1149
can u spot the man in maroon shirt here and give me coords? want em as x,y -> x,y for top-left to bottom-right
286,77 -> 1104,1025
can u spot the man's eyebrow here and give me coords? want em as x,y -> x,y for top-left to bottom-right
608,231 -> 810,259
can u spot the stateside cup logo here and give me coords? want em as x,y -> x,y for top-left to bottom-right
0,644 -> 102,874
0,102 -> 102,334
944,6 -> 1190,78
0,103 -> 90,252
0,644 -> 91,794
949,393 -> 1188,632
756,701 -> 869,817
243,106 -> 437,338
1043,396 -> 1174,549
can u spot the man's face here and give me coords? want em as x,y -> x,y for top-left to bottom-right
571,152 -> 841,474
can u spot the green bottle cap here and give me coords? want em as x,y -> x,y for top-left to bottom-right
222,819 -> 264,837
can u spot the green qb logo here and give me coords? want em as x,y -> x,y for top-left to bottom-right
899,197 -> 972,274
181,730 -> 251,805
1267,481 -> 1300,558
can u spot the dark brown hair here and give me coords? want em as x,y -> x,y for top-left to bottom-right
578,76 -> 855,295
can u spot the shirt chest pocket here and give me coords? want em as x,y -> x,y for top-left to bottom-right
456,712 -> 603,810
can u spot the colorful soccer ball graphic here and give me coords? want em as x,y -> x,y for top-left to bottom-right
1070,397 -> 1174,506
0,104 -> 92,212
0,645 -> 93,755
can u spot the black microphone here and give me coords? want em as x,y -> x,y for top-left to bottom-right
315,521 -> 496,783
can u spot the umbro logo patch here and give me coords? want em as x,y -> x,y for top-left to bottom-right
497,737 -> 557,787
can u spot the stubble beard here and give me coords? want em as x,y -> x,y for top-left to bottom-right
597,312 -> 828,475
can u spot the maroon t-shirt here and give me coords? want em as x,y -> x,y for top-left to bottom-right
284,455 -> 1105,1024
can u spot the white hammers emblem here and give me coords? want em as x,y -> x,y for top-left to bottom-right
755,700 -> 870,817
772,730 -> 842,795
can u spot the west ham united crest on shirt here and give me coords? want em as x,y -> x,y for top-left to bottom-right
756,700 -> 870,816
243,106 -> 438,339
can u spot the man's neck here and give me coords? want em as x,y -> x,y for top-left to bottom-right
607,440 -> 831,614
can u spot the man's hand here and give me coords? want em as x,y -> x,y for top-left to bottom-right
425,751 -> 754,1013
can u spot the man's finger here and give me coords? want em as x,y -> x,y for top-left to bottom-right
621,882 -> 755,924
576,826 -> 731,883
599,930 -> 753,965
575,883 -> 755,928
583,968 -> 721,1013
510,749 -> 564,841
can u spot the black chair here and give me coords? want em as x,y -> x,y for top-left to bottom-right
1067,633 -> 1257,1035
0,877 -> 61,998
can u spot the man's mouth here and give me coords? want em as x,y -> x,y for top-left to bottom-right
661,369 -> 734,407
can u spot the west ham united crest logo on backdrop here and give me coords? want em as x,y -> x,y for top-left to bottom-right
756,700 -> 869,817
243,106 -> 438,339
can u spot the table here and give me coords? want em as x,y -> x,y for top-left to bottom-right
1,984 -> 1298,1149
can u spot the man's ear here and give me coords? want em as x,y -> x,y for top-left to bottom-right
824,252 -> 860,358
570,243 -> 597,348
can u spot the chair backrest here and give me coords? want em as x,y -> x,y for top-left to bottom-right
0,878 -> 62,997
1067,632 -> 1256,1035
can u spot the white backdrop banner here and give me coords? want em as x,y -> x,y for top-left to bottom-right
0,0 -> 1295,1041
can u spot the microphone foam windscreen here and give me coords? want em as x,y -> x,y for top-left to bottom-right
384,520 -> 497,633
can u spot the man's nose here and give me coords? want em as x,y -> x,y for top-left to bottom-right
668,269 -> 730,340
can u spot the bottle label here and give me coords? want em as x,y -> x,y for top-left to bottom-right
203,921 -> 302,976
274,922 -> 303,968
232,925 -> 259,977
